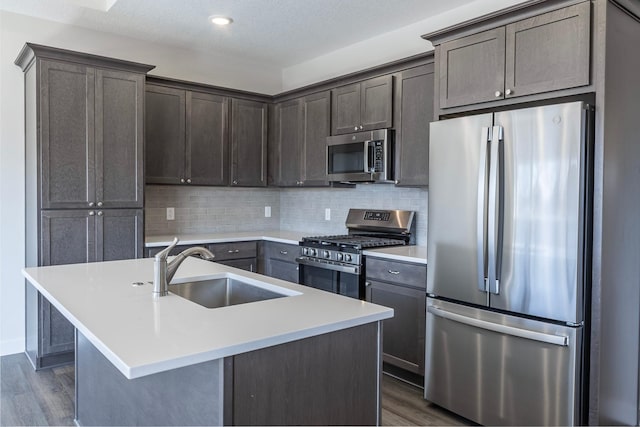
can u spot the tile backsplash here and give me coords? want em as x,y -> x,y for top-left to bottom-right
145,184 -> 428,246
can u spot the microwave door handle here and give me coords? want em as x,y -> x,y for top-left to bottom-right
363,140 -> 372,172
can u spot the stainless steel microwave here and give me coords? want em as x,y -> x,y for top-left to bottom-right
326,129 -> 394,183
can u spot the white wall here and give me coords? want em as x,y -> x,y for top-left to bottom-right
282,0 -> 529,90
0,11 -> 282,356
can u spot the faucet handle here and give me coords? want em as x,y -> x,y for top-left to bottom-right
155,237 -> 179,261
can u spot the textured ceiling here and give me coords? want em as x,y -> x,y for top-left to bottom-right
0,0 -> 476,67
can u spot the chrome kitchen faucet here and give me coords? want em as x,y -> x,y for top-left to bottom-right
153,237 -> 215,297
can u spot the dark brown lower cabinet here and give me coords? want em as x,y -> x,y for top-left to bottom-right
26,209 -> 143,369
365,257 -> 426,378
259,241 -> 299,283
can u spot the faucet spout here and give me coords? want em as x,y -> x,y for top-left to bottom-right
153,237 -> 216,297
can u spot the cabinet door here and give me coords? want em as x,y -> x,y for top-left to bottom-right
360,75 -> 393,131
302,91 -> 331,186
218,258 -> 257,272
40,60 -> 95,209
274,98 -> 303,186
439,27 -> 506,108
96,209 -> 144,261
145,85 -> 186,184
187,92 -> 229,185
269,259 -> 299,283
395,65 -> 434,187
366,279 -> 425,374
230,99 -> 268,187
40,210 -> 96,266
95,69 -> 144,207
505,2 -> 590,98
331,83 -> 361,135
40,210 -> 96,356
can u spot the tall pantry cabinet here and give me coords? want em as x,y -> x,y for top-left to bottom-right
15,44 -> 154,369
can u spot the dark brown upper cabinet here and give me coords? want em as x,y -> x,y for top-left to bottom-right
270,91 -> 331,187
145,85 -> 228,186
438,1 -> 590,109
394,64 -> 434,187
331,75 -> 393,135
230,98 -> 268,187
272,98 -> 304,186
39,60 -> 145,209
302,91 -> 331,186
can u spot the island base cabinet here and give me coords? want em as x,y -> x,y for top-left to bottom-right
75,322 -> 382,426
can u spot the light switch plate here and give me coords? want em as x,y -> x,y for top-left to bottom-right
166,207 -> 175,221
325,208 -> 331,221
265,206 -> 271,218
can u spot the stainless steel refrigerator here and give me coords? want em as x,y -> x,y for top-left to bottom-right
425,101 -> 592,426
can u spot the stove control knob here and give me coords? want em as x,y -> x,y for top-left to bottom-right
302,248 -> 309,256
310,249 -> 317,257
344,254 -> 352,262
323,250 -> 331,258
336,253 -> 344,261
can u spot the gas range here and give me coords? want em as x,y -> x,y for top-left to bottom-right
297,209 -> 415,280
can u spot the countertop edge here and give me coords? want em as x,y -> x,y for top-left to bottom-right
145,232 -> 305,247
362,249 -> 427,265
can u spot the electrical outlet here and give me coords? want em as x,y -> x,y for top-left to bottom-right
325,208 -> 331,221
265,206 -> 271,218
166,207 -> 175,221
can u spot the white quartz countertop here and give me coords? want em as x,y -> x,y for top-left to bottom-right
23,258 -> 392,379
145,230 -> 306,247
362,245 -> 427,264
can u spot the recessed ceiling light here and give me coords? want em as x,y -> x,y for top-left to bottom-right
210,15 -> 233,26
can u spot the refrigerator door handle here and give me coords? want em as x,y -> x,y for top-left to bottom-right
487,126 -> 503,294
427,305 -> 569,346
476,127 -> 490,292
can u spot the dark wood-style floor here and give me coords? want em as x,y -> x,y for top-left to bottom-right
1,353 -> 469,426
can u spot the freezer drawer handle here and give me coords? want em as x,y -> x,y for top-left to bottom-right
427,306 -> 569,347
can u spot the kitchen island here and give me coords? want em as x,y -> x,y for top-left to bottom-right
22,256 -> 392,426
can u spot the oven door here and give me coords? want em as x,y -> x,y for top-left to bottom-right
297,261 -> 362,299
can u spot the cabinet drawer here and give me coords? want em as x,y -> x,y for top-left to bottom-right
208,241 -> 257,261
146,244 -> 204,258
264,241 -> 300,263
366,257 -> 426,289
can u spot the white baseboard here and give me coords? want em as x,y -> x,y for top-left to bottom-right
0,338 -> 25,356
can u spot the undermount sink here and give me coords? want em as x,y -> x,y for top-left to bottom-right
169,274 -> 297,309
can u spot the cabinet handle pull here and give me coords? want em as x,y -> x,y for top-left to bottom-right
359,125 -> 363,130
494,91 -> 502,98
89,202 -> 95,207
365,281 -> 372,287
233,180 -> 238,185
88,211 -> 95,216
97,201 -> 103,207
228,249 -> 240,254
97,211 -> 103,216
186,178 -> 191,184
388,270 -> 400,275
505,89 -> 512,96
180,178 -> 185,183
354,126 -> 359,131
280,250 -> 288,255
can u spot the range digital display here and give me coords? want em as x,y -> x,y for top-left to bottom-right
363,211 -> 390,221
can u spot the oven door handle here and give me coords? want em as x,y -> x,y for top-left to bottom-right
295,257 -> 360,275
